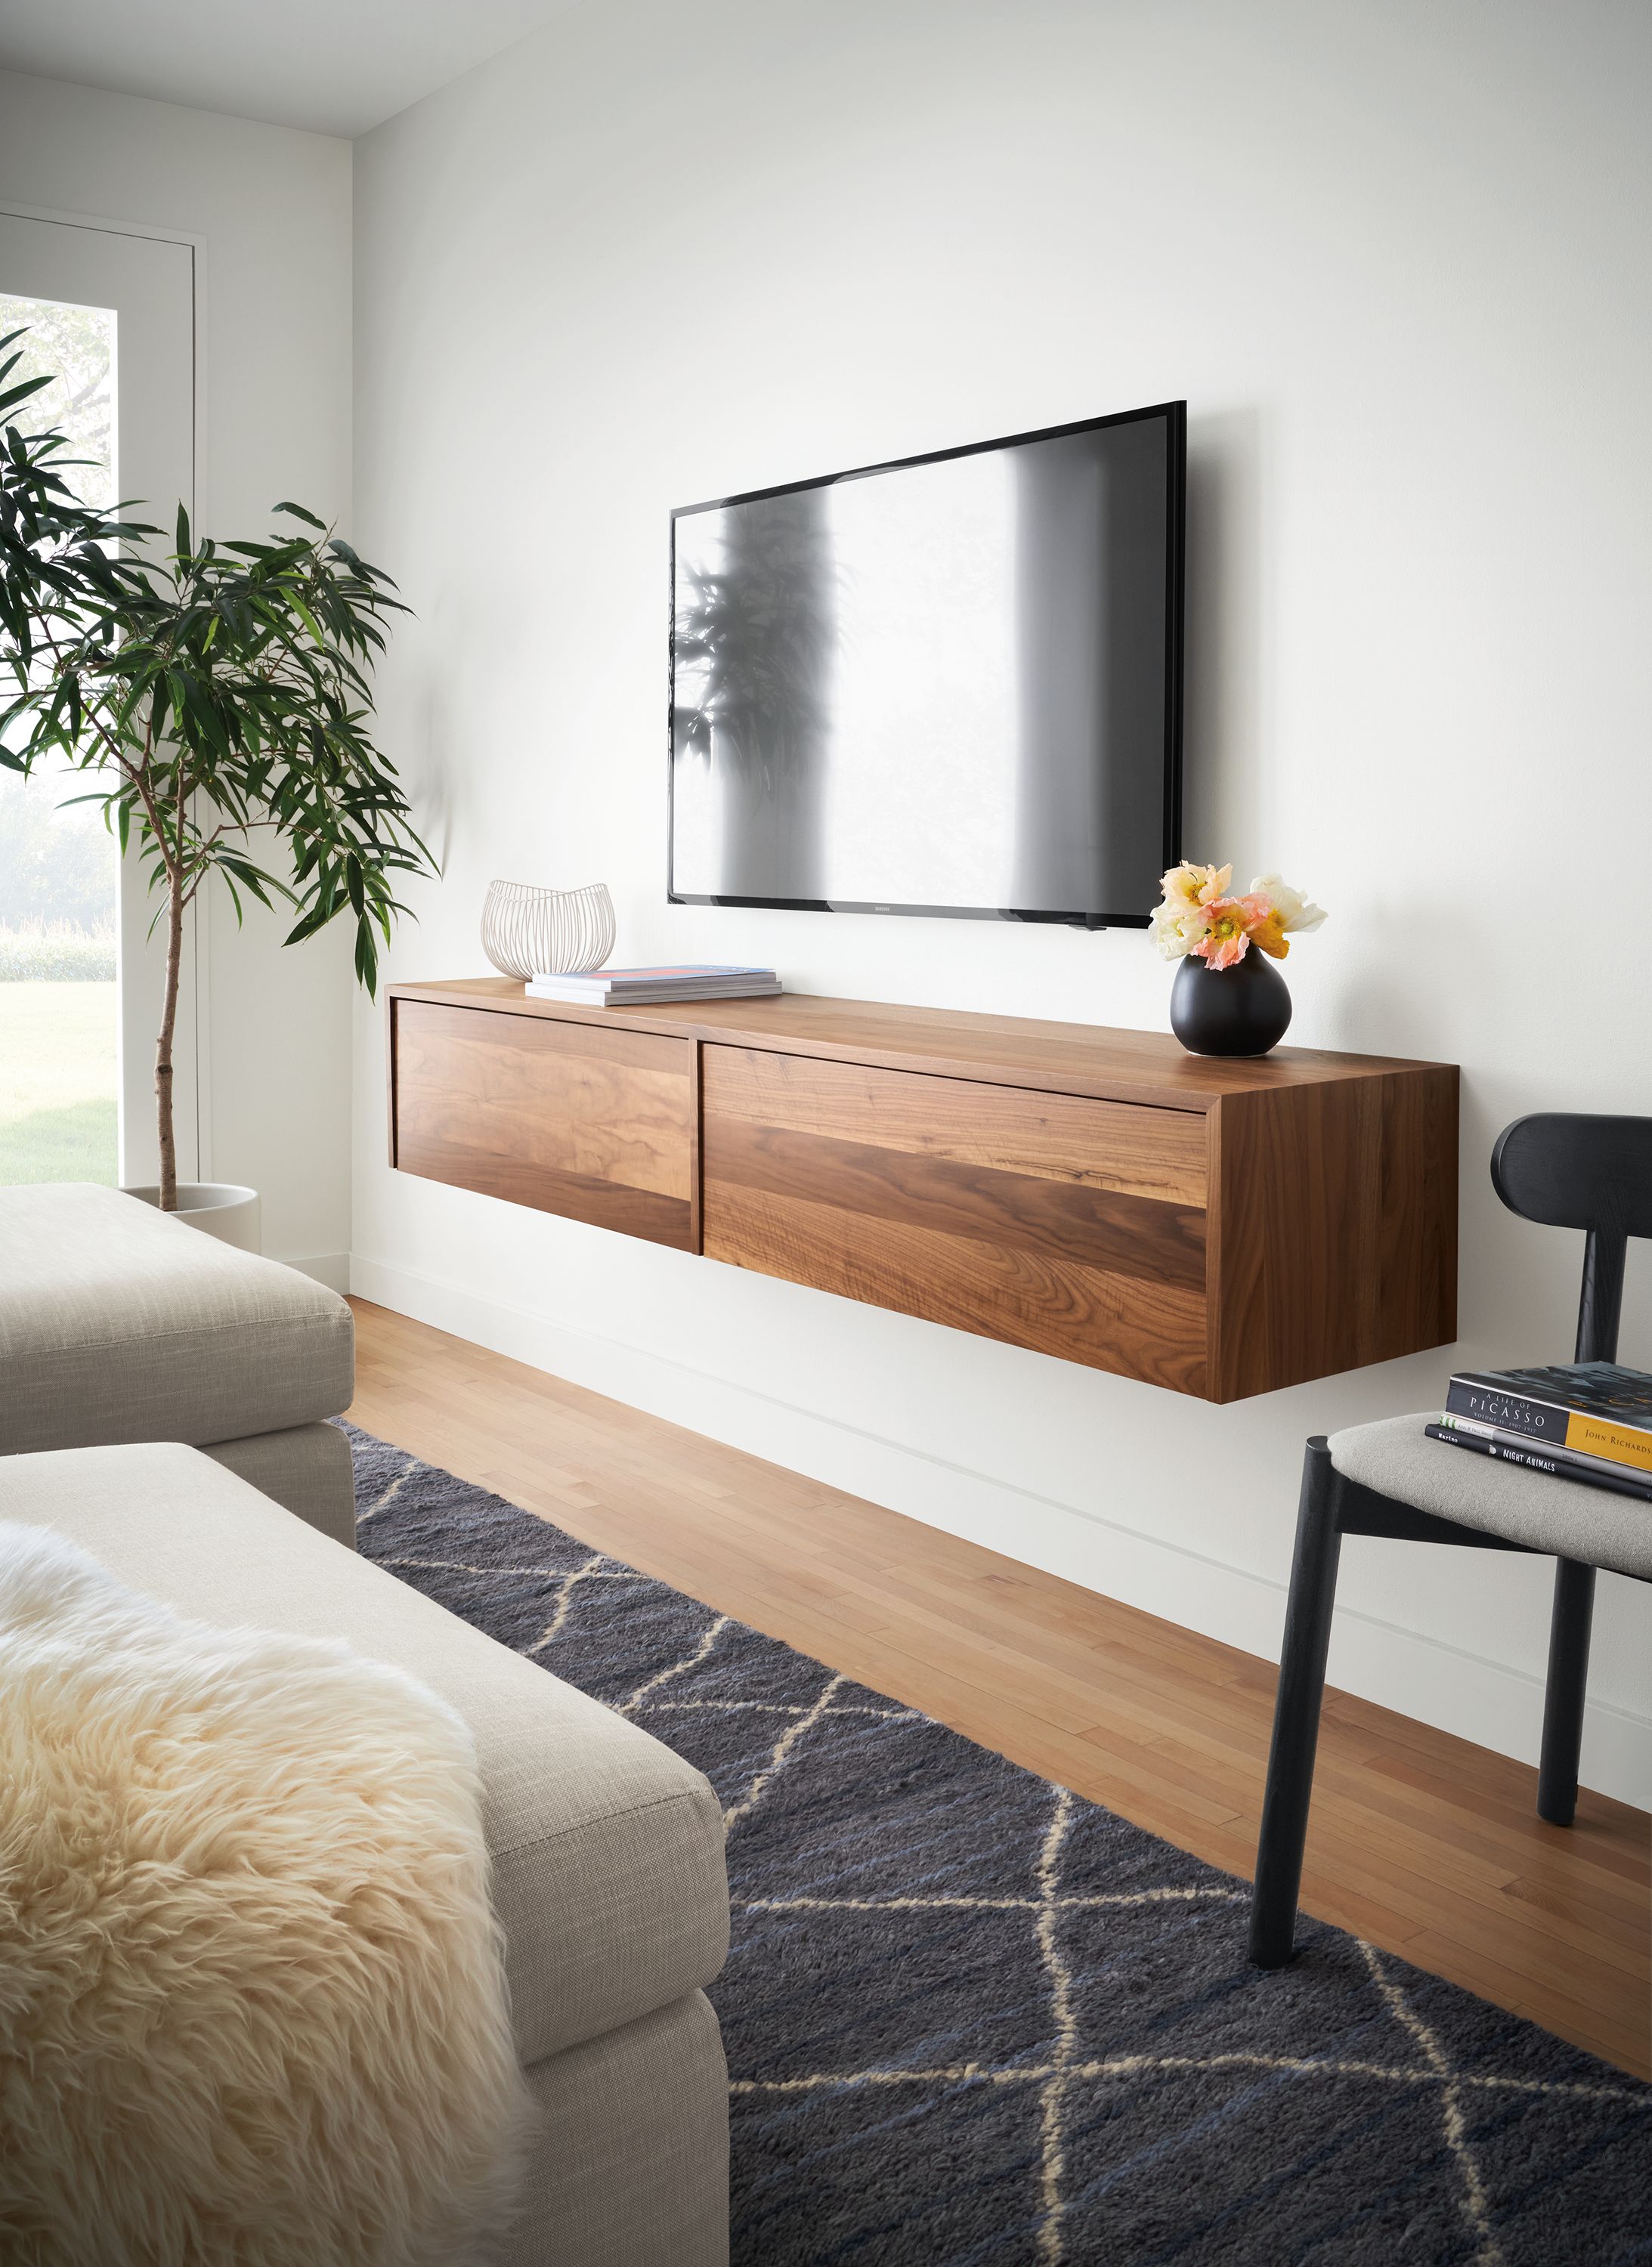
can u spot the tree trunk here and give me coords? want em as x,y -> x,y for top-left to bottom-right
155,870 -> 184,1211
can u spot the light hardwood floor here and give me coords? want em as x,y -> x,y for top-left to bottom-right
346,1296 -> 1651,2079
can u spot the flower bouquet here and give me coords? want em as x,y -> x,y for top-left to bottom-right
1152,864 -> 1326,1057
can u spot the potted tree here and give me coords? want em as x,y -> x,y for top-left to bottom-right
0,332 -> 435,1239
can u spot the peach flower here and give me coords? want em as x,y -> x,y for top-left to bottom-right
1160,861 -> 1231,913
1155,861 -> 1326,966
1152,862 -> 1234,960
1194,897 -> 1254,969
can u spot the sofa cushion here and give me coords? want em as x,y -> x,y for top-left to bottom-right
202,1421 -> 359,1547
0,1184 -> 353,1454
0,1442 -> 730,2066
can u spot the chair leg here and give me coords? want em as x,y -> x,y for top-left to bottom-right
1248,1440 -> 1343,1969
1536,1559 -> 1596,1827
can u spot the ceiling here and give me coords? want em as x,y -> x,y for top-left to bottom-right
0,0 -> 577,140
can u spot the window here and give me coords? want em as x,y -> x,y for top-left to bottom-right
0,292 -> 119,1186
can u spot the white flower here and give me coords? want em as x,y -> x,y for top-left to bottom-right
1250,874 -> 1326,933
1151,900 -> 1209,961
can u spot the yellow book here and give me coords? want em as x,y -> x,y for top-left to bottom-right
1564,1412 -> 1652,1475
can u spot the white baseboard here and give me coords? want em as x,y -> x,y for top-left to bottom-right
282,1251 -> 351,1294
348,1250 -> 1652,1809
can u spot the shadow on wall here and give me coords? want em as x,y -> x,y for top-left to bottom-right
1182,407 -> 1264,871
1174,416 -> 1631,1372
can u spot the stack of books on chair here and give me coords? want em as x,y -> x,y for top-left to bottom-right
526,963 -> 781,1005
1428,1363 -> 1652,1502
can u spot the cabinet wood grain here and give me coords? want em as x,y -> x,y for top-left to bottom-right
703,1045 -> 1211,1391
388,979 -> 1459,1398
391,997 -> 696,1249
1207,1069 -> 1458,1400
704,1045 -> 1210,1205
387,977 -> 1441,1111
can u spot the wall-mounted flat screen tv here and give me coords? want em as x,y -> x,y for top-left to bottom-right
668,400 -> 1184,927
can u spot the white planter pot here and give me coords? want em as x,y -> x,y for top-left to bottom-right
122,1182 -> 262,1253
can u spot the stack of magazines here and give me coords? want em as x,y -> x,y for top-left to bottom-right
526,963 -> 781,1006
1428,1362 -> 1652,1503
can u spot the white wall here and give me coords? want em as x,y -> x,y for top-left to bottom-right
352,0 -> 1652,1801
0,70 -> 355,1277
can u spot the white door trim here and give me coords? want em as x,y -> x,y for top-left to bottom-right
0,209 -> 205,1183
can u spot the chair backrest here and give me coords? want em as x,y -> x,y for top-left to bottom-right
1491,1114 -> 1652,1364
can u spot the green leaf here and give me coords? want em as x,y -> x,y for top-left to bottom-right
1,376 -> 432,1015
287,592 -> 327,648
0,371 -> 54,417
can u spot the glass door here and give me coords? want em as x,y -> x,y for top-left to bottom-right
0,292 -> 119,1184
0,212 -> 195,1191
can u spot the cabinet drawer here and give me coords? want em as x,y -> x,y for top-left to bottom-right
392,1000 -> 695,1248
702,1046 -> 1209,1390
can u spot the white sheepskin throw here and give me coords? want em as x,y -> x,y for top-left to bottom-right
0,1521 -> 534,2267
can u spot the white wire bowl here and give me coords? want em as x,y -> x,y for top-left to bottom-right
481,879 -> 616,981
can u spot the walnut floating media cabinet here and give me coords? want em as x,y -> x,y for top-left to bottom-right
387,978 -> 1458,1404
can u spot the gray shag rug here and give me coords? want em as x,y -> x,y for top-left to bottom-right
347,1426 -> 1651,2266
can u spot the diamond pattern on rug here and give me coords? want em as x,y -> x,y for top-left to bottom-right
347,1427 -> 1652,2267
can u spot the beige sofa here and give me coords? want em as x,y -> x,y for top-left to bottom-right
0,1441 -> 732,2266
0,1183 -> 356,1543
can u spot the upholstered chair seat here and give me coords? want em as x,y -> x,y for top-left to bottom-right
1328,1414 -> 1652,1581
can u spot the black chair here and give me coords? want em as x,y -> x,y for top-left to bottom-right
1248,1112 -> 1652,1969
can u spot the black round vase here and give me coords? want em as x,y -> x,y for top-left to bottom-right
1169,949 -> 1292,1056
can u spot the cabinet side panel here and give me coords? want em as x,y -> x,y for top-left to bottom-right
1209,1087 -> 1339,1401
1373,1063 -> 1459,1361
1210,1070 -> 1459,1400
387,994 -> 400,1168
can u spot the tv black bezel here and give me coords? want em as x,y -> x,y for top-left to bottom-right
667,398 -> 1185,929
